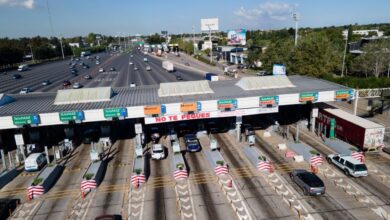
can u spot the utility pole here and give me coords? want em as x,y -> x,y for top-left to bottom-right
293,12 -> 299,47
341,29 -> 348,77
28,44 -> 35,63
192,25 -> 195,54
59,37 -> 65,59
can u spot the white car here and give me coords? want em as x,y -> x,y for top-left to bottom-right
129,62 -> 133,65
73,82 -> 82,89
326,154 -> 368,177
96,61 -> 100,65
151,144 -> 165,160
146,66 -> 151,71
130,82 -> 136,88
99,68 -> 104,73
19,88 -> 31,94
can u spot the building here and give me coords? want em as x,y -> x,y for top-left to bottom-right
342,29 -> 384,38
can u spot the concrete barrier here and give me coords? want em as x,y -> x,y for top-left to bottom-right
0,169 -> 21,189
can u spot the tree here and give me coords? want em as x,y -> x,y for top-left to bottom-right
146,33 -> 165,44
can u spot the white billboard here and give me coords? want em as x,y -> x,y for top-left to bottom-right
227,29 -> 246,46
201,18 -> 219,31
273,64 -> 286,75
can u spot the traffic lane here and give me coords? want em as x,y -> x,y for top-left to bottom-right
0,53 -> 110,94
180,137 -> 236,220
132,58 -> 159,85
32,143 -> 92,219
143,137 -> 174,220
0,170 -> 38,201
85,139 -> 133,219
214,133 -> 290,219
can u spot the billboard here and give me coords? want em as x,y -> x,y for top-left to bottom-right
272,64 -> 286,75
227,29 -> 246,46
201,18 -> 219,31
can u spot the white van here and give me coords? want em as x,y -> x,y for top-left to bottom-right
17,64 -> 29,72
25,153 -> 47,172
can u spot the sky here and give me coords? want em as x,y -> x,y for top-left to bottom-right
0,0 -> 390,38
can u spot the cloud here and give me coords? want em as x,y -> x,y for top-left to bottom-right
0,0 -> 35,9
234,2 -> 294,22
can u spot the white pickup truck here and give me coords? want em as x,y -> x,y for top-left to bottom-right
326,154 -> 368,177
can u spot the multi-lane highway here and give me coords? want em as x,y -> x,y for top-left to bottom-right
0,50 -> 204,94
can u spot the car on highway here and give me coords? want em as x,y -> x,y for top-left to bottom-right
130,82 -> 136,87
146,66 -> 151,71
12,74 -> 22,80
99,68 -> 104,73
151,144 -> 165,160
78,62 -> 84,66
63,80 -> 71,87
17,64 -> 28,71
326,154 -> 368,177
84,75 -> 92,79
42,80 -> 51,86
184,134 -> 201,152
383,146 -> 390,154
24,152 -> 47,172
73,82 -> 82,89
134,67 -> 138,71
129,62 -> 133,65
143,57 -> 148,62
109,67 -> 115,71
19,87 -> 31,94
130,55 -> 133,58
290,169 -> 325,196
184,62 -> 190,66
71,69 -> 78,74
176,75 -> 183,80
96,61 -> 100,65
82,64 -> 89,69
69,64 -> 76,69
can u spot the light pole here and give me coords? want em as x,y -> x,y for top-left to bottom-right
59,36 -> 65,59
341,29 -> 348,77
28,44 -> 35,63
292,12 -> 299,47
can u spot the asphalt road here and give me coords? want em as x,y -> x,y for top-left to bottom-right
0,49 -> 205,95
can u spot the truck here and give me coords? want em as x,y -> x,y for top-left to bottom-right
17,64 -> 28,72
316,108 -> 385,151
162,61 -> 174,72
204,73 -> 219,81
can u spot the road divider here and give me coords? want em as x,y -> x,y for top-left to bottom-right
27,164 -> 63,200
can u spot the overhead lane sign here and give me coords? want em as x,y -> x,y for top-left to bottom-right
104,107 -> 127,118
259,96 -> 279,108
180,102 -> 202,113
299,92 -> 318,103
218,99 -> 237,111
335,90 -> 354,101
59,111 -> 85,122
12,115 -> 40,126
144,105 -> 166,116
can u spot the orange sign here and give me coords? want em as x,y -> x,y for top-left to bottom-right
180,103 -> 197,112
144,106 -> 161,115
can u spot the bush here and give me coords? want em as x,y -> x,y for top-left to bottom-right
32,178 -> 43,186
258,156 -> 266,161
134,168 -> 142,174
83,173 -> 94,180
216,160 -> 224,166
309,150 -> 319,155
195,55 -> 216,66
176,163 -> 184,170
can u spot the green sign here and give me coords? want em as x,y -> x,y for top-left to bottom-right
299,92 -> 319,103
104,108 -> 127,118
217,99 -> 237,110
335,90 -> 354,101
59,111 -> 84,122
259,96 -> 279,107
330,118 -> 336,139
12,115 -> 40,125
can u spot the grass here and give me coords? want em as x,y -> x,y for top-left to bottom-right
32,177 -> 43,186
194,55 -> 216,66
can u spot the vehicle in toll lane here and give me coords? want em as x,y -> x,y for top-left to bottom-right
151,144 -> 166,160
84,74 -> 92,80
146,66 -> 151,71
290,169 -> 325,195
42,80 -> 51,86
184,134 -> 201,152
326,154 -> 368,177
24,152 -> 47,172
19,87 -> 31,94
99,68 -> 105,73
12,74 -> 22,80
83,129 -> 99,144
150,126 -> 160,143
243,124 -> 255,136
73,82 -> 83,89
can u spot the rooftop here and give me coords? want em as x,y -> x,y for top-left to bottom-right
0,75 -> 350,117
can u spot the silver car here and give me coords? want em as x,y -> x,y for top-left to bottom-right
290,169 -> 325,196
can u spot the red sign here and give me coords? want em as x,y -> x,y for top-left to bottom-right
147,112 -> 211,124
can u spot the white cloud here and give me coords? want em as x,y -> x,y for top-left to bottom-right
0,0 -> 35,9
234,2 -> 294,22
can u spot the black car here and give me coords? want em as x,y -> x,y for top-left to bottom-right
109,67 -> 116,71
71,69 -> 78,74
290,169 -> 325,196
12,74 -> 22,80
0,198 -> 20,219
84,75 -> 92,80
176,75 -> 183,80
82,65 -> 89,69
63,80 -> 71,87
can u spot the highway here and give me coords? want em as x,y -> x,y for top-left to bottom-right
0,50 -> 204,95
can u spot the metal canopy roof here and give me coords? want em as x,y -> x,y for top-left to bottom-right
158,80 -> 213,97
235,76 -> 295,91
54,87 -> 113,105
0,75 -> 351,116
0,94 -> 14,107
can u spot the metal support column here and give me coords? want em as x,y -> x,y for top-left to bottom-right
45,146 -> 50,165
1,150 -> 6,170
354,90 -> 359,115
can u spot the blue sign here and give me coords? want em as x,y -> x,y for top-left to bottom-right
197,102 -> 202,111
76,111 -> 85,121
120,108 -> 127,117
161,105 -> 166,114
31,115 -> 40,124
